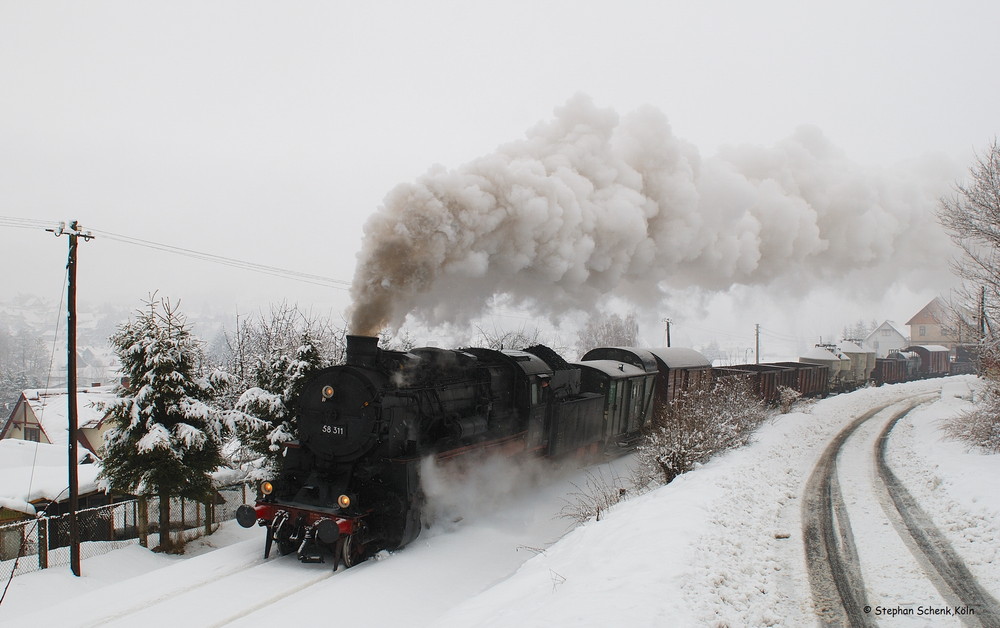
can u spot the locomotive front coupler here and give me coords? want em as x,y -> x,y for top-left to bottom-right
296,526 -> 324,564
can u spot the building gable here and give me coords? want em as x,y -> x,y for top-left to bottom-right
2,387 -> 116,455
906,297 -> 948,326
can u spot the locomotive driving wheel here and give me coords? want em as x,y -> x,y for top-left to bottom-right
342,533 -> 367,568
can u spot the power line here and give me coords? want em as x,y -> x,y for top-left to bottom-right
0,216 -> 62,231
0,216 -> 352,290
759,325 -> 806,343
88,228 -> 352,290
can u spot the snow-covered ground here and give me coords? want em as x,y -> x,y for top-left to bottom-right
1,376 -> 996,627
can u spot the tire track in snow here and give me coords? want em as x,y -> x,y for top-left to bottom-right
804,391 -> 1000,627
802,402 -> 888,627
874,408 -> 1000,627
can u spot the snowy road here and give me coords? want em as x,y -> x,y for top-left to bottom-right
803,394 -> 1000,626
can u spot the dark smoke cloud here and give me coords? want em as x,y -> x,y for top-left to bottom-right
349,94 -> 955,335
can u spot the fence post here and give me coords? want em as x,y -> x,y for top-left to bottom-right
137,497 -> 148,548
37,517 -> 48,569
204,499 -> 212,536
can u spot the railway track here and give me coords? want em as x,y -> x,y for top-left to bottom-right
88,550 -> 341,628
803,395 -> 1000,627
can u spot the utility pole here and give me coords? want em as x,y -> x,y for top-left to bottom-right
48,220 -> 93,577
755,323 -> 760,365
662,318 -> 672,347
981,286 -> 988,341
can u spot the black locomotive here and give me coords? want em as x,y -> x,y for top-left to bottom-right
236,335 -> 657,567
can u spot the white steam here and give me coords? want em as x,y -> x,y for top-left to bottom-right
349,94 -> 955,335
418,454 -> 559,532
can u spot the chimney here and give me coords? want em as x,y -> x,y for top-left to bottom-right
345,335 -> 380,368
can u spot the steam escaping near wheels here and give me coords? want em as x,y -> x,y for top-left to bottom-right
349,94 -> 954,335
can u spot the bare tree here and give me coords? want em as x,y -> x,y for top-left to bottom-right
474,323 -> 542,350
938,139 -> 1000,359
938,140 -> 1000,450
575,311 -> 639,357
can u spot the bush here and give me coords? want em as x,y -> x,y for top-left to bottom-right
558,467 -> 629,523
777,385 -> 801,414
943,380 -> 1000,453
636,376 -> 771,485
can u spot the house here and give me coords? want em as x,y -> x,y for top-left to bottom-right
863,320 -> 910,358
906,297 -> 979,352
0,439 -> 102,525
0,385 -> 118,457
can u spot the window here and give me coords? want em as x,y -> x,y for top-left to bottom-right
919,326 -> 927,337
24,427 -> 40,442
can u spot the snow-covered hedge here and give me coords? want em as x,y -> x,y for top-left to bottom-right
636,377 -> 772,485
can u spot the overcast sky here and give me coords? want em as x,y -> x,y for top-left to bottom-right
1,1 -> 996,356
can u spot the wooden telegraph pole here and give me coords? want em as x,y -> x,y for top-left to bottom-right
48,220 -> 93,577
755,323 -> 761,365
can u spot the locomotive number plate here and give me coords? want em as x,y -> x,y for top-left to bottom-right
321,424 -> 346,436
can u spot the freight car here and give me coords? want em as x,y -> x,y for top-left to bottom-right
903,345 -> 950,377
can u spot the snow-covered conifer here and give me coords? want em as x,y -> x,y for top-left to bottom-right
232,330 -> 326,481
98,296 -> 225,552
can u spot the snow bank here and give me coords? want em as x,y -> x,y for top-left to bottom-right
438,377 -> 994,627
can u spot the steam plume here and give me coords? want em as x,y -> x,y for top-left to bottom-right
349,94 -> 954,335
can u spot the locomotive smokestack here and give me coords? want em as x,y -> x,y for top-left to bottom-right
346,335 -> 380,368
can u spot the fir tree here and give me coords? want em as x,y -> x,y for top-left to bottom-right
233,330 -> 325,480
99,296 -> 225,553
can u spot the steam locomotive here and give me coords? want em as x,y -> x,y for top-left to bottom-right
235,335 -> 966,568
235,335 -> 663,567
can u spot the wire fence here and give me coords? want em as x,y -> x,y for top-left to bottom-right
0,484 -> 250,582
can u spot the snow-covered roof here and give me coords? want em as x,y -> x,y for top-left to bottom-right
0,439 -> 100,508
645,347 -> 712,370
579,347 -> 659,374
574,360 -> 648,379
20,385 -> 117,445
838,340 -> 869,354
883,320 -> 909,337
801,346 -> 849,362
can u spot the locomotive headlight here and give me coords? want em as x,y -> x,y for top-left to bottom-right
337,494 -> 351,509
321,385 -> 335,400
261,481 -> 274,495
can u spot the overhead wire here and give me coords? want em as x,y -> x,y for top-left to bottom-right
0,268 -> 68,606
0,216 -> 353,290
86,228 -> 352,290
0,216 -> 62,231
759,325 -> 808,343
